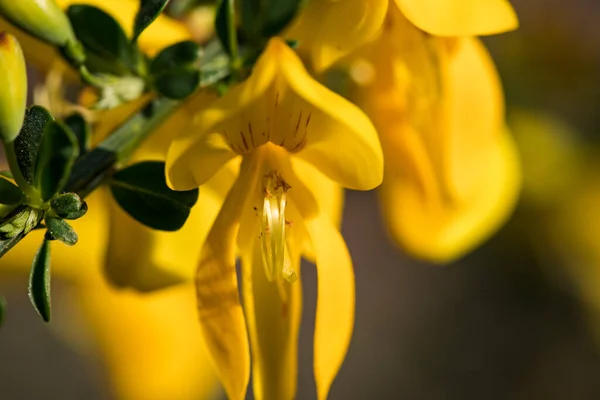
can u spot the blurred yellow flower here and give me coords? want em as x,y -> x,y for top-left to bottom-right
351,6 -> 520,262
167,37 -> 383,400
287,0 -> 518,72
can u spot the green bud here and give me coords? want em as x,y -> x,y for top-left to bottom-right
45,216 -> 77,246
50,193 -> 87,220
0,32 -> 26,144
0,0 -> 76,47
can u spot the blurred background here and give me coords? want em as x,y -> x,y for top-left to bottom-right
3,0 -> 600,398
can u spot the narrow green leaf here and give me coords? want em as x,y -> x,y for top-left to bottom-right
0,295 -> 5,328
67,5 -> 140,74
13,106 -> 53,185
150,40 -> 201,74
132,0 -> 171,42
0,177 -> 23,205
64,113 -> 91,155
28,239 -> 51,322
34,121 -> 79,201
215,0 -> 234,56
154,67 -> 200,99
45,217 -> 78,245
110,161 -> 199,231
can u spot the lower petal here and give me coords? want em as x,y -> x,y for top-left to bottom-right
306,214 -> 355,400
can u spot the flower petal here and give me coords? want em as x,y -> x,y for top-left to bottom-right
72,282 -> 219,400
441,38 -> 505,202
380,129 -> 521,263
169,38 -> 383,192
167,130 -> 238,190
306,214 -> 355,400
195,155 -> 262,400
240,236 -> 302,400
271,39 -> 383,190
394,0 -> 518,36
285,0 -> 388,72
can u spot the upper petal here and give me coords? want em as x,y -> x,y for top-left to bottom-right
285,0 -> 388,72
394,0 -> 518,36
167,38 -> 383,191
306,214 -> 355,400
167,131 -> 238,190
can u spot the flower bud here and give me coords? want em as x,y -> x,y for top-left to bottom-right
0,32 -> 26,144
0,0 -> 75,47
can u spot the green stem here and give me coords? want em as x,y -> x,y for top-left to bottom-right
227,0 -> 241,72
66,97 -> 180,198
4,141 -> 42,206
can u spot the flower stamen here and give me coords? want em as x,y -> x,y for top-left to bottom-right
260,170 -> 296,283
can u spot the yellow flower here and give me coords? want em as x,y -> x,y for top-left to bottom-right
286,0 -> 518,72
352,7 -> 520,262
167,37 -> 383,400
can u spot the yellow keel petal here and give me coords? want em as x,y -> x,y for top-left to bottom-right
241,237 -> 302,400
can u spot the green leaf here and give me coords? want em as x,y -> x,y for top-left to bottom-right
64,113 -> 90,155
133,0 -> 171,42
0,295 -> 5,328
215,0 -> 235,56
150,40 -> 201,74
34,121 -> 79,202
28,239 -> 51,322
0,177 -> 23,205
110,161 -> 198,231
45,217 -> 78,245
154,67 -> 200,99
67,5 -> 141,75
13,106 -> 53,185
241,0 -> 302,41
